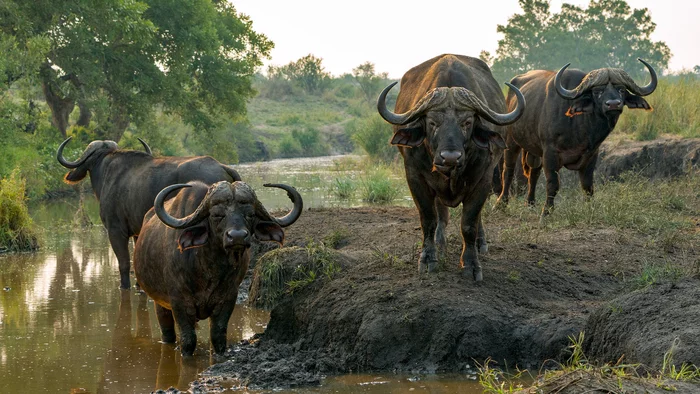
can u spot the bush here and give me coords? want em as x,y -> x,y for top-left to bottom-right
360,166 -> 401,203
348,114 -> 398,163
0,171 -> 39,252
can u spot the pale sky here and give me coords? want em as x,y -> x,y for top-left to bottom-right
233,0 -> 699,78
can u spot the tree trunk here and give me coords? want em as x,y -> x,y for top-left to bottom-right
106,103 -> 130,142
40,63 -> 74,137
76,101 -> 92,127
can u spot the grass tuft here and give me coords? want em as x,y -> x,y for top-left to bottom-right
0,170 -> 39,252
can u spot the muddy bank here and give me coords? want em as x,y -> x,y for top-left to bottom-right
585,278 -> 700,371
597,137 -> 700,180
195,205 -> 699,390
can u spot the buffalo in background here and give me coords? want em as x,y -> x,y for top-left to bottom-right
56,137 -> 242,289
496,58 -> 657,217
377,54 -> 525,281
134,180 -> 302,356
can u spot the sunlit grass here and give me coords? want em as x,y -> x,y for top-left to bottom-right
0,170 -> 39,252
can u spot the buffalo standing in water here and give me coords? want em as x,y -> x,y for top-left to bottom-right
496,59 -> 657,217
134,181 -> 302,356
377,54 -> 525,281
57,137 -> 242,289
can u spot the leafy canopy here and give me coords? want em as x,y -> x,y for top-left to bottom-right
0,0 -> 273,140
483,0 -> 672,82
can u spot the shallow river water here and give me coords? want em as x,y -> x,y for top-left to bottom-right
0,156 -> 484,393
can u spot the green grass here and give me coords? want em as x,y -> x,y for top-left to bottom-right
0,170 -> 39,252
359,165 -> 402,203
486,171 -> 699,250
248,241 -> 341,310
617,76 -> 700,140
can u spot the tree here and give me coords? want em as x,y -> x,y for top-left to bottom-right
352,62 -> 389,104
0,0 -> 272,141
268,54 -> 330,95
488,0 -> 671,82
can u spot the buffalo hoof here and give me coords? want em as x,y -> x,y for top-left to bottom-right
418,249 -> 438,273
462,266 -> 483,281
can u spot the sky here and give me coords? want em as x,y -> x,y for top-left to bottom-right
233,0 -> 699,78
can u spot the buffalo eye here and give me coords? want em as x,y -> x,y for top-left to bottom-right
427,119 -> 437,130
461,119 -> 472,129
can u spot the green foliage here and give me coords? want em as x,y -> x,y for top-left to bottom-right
329,177 -> 356,199
0,171 -> 39,252
617,75 -> 700,139
359,166 -> 401,203
631,261 -> 684,289
292,127 -> 329,157
1,0 -> 272,139
348,114 -> 397,163
487,0 -> 672,82
266,54 -> 331,95
248,242 -> 341,310
352,62 -> 390,104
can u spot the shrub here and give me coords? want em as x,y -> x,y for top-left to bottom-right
0,171 -> 39,252
360,166 -> 401,203
348,114 -> 397,163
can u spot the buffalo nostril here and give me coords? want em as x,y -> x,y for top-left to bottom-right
605,99 -> 622,109
439,150 -> 462,165
226,229 -> 248,240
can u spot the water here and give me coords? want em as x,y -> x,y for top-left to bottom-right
0,155 -> 484,393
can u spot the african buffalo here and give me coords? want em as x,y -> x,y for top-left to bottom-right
133,180 -> 302,356
496,58 -> 657,217
377,54 -> 525,281
57,137 -> 242,289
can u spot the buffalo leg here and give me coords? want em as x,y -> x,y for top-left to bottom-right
542,150 -> 561,217
406,174 -> 439,273
460,194 -> 488,281
526,165 -> 542,207
108,230 -> 132,289
210,302 -> 236,355
435,200 -> 449,259
172,305 -> 197,356
477,217 -> 488,254
579,153 -> 598,197
155,304 -> 176,343
496,145 -> 522,206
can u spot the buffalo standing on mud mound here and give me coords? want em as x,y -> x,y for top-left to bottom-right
133,181 -> 302,356
377,54 -> 525,281
496,59 -> 657,217
57,137 -> 242,289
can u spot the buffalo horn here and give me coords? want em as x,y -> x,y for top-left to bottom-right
472,82 -> 526,126
554,63 -> 580,100
627,58 -> 657,96
137,138 -> 153,155
262,183 -> 303,227
57,137 -> 88,169
154,184 -> 211,229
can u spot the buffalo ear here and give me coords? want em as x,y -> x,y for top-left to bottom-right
63,167 -> 89,184
565,97 -> 594,117
472,124 -> 505,150
625,94 -> 653,110
178,225 -> 209,252
390,120 -> 424,147
254,221 -> 284,245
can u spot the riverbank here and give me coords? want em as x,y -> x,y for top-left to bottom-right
194,168 -> 700,391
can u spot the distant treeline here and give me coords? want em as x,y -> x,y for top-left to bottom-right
0,0 -> 699,200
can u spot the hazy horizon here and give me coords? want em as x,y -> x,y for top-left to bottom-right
234,0 -> 699,78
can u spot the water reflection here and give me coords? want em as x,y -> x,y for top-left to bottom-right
0,221 -> 268,393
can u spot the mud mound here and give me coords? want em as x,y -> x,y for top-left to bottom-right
584,279 -> 700,370
193,206 -> 700,390
597,138 -> 700,180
